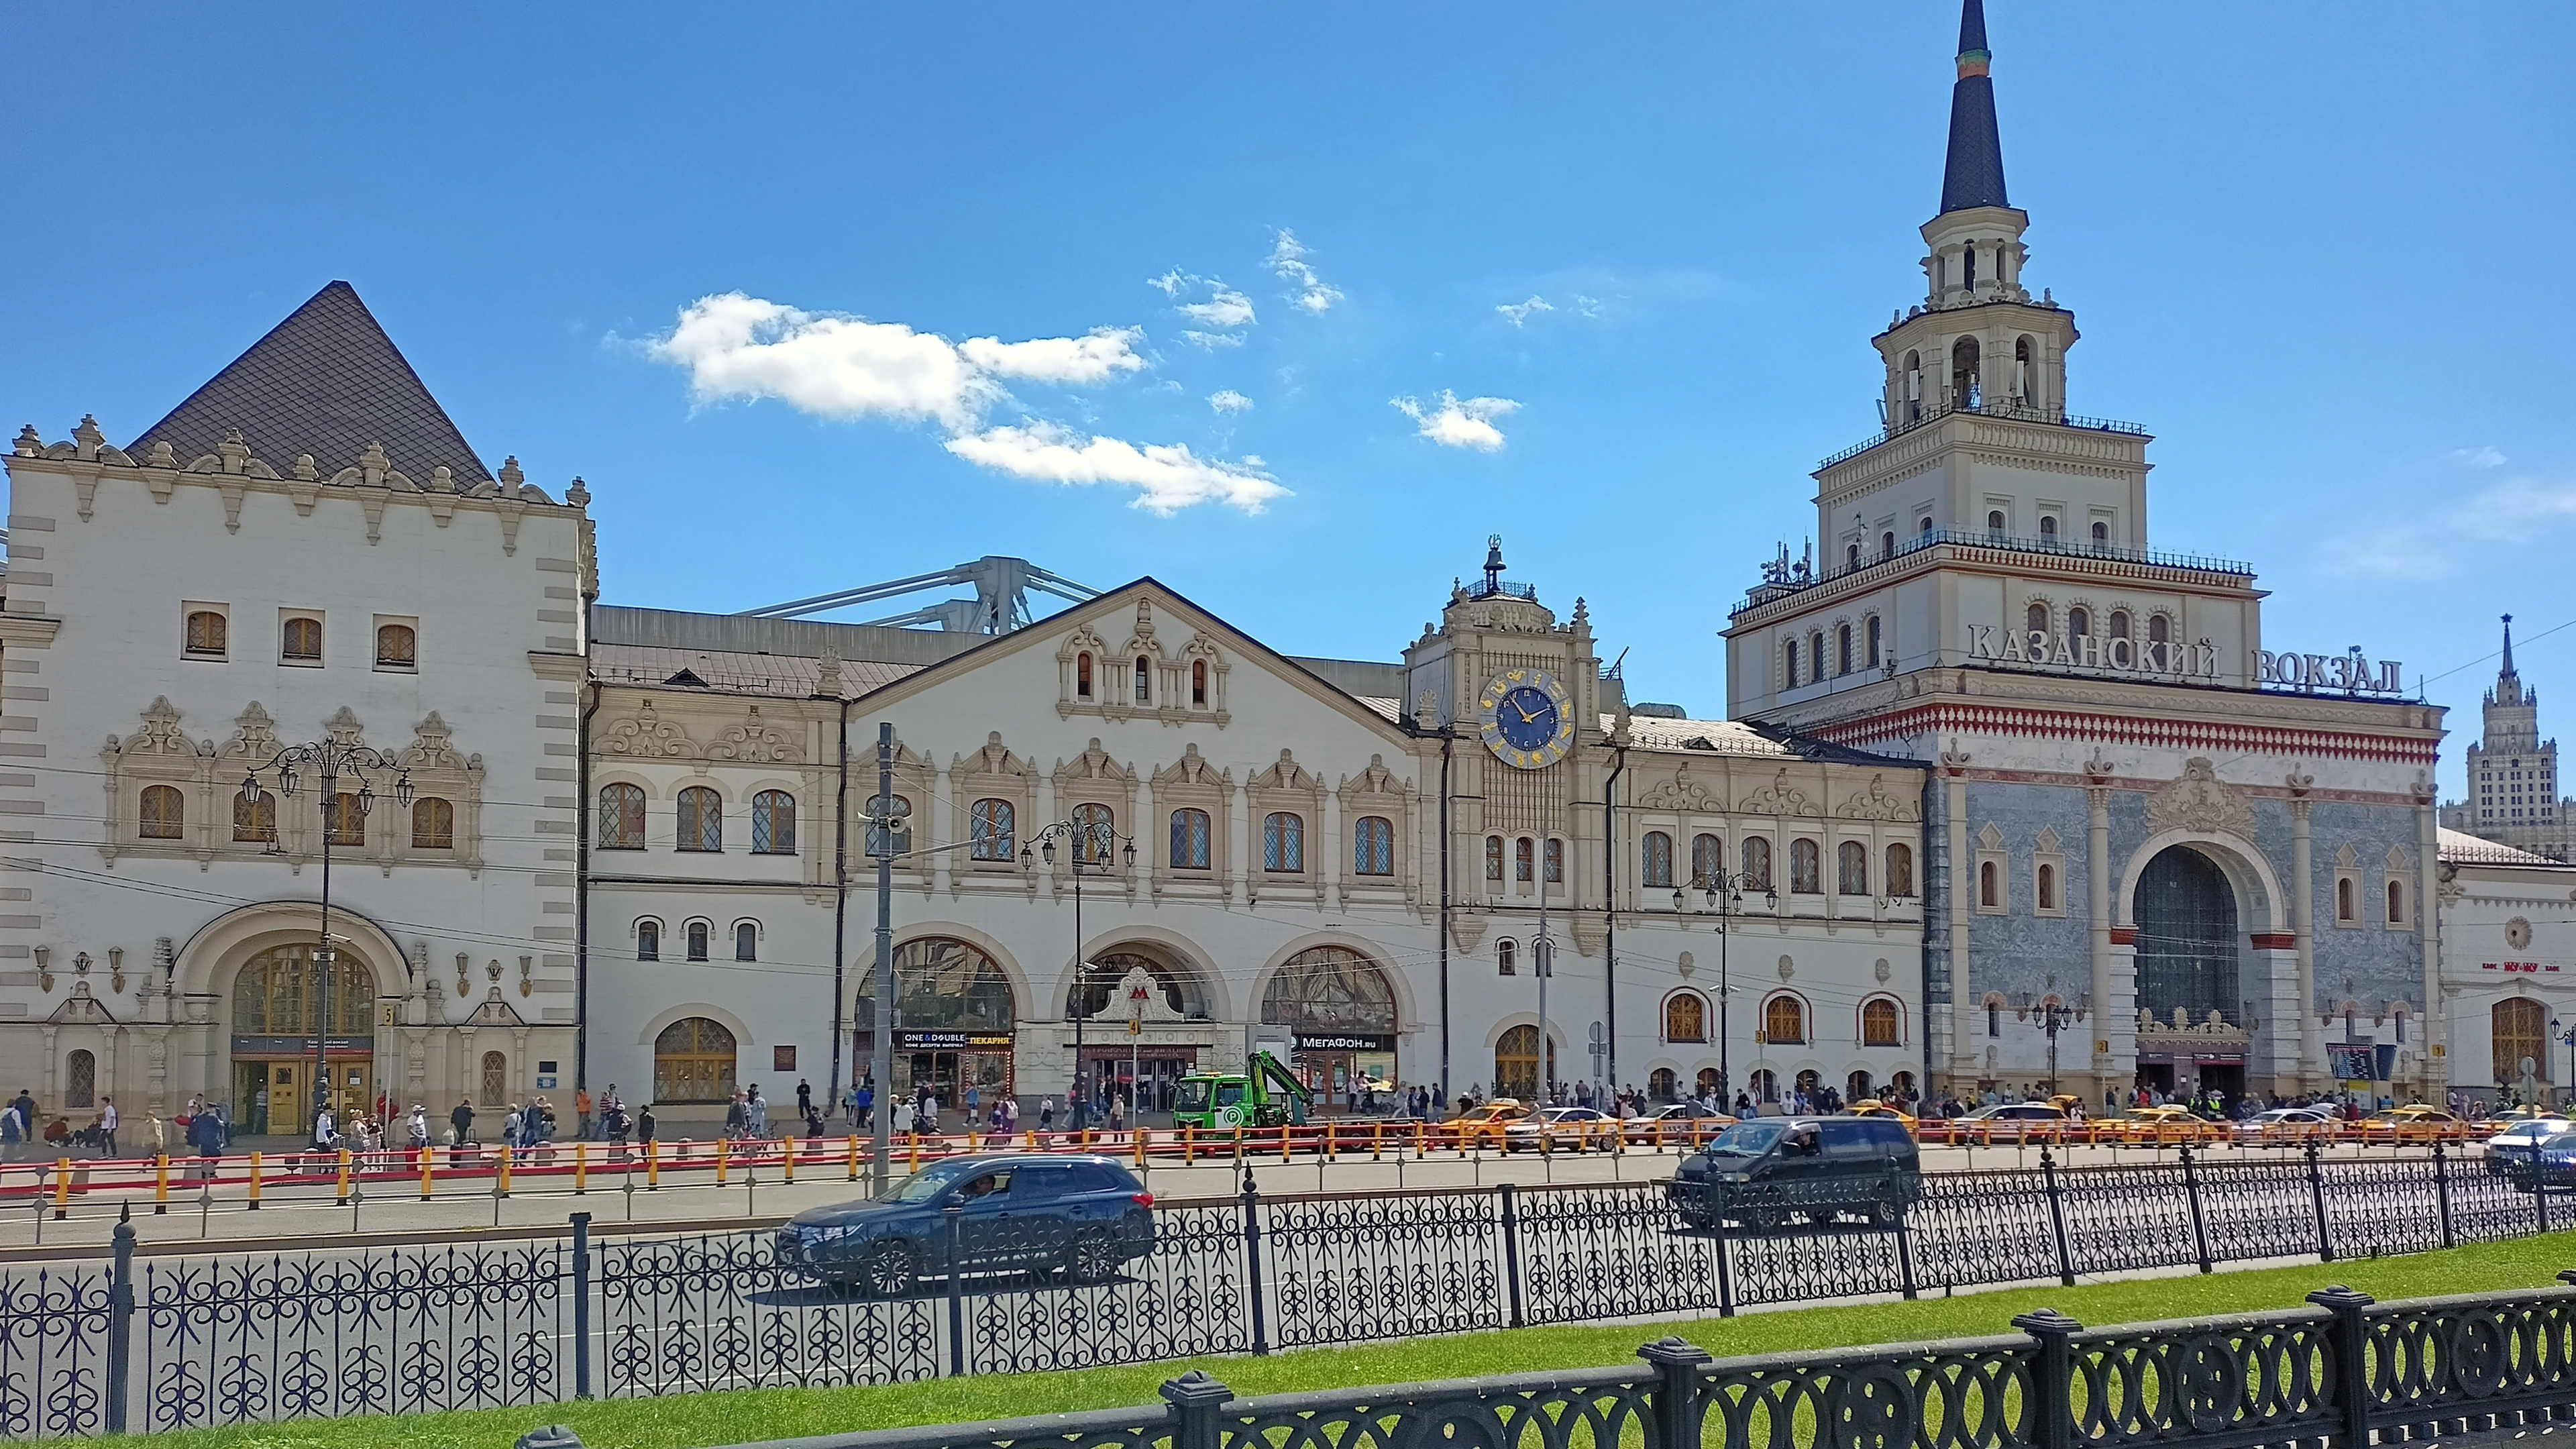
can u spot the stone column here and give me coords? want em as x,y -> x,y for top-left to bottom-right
2416,783 -> 2443,1096
1228,779 -> 1251,906
1134,773 -> 1155,901
1941,747 -> 1974,1088
930,762 -> 954,897
1034,771 -> 1059,898
1322,784 -> 1342,910
2291,786 -> 2320,1092
2084,759 -> 2116,1103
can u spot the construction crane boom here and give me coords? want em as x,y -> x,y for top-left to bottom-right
739,556 -> 1100,634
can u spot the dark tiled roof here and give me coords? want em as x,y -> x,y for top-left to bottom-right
1939,0 -> 2010,214
128,281 -> 493,484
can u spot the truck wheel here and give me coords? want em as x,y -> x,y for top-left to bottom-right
856,1240 -> 920,1298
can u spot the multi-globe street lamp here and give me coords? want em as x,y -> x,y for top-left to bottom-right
238,741 -> 411,1132
1021,815 -> 1136,1129
1676,872 -> 1776,1106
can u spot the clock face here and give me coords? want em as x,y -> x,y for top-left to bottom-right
1478,669 -> 1576,769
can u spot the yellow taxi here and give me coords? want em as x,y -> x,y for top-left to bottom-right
2358,1105 -> 2469,1144
2112,1104 -> 2229,1144
1447,1099 -> 1529,1149
1846,1101 -> 1919,1127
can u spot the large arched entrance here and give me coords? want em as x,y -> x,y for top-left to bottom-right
1261,946 -> 1398,1112
857,936 -> 1017,1109
2133,845 -> 2244,1099
654,1018 -> 739,1104
2493,999 -> 2548,1092
1494,1025 -> 1554,1101
229,944 -> 377,1137
1073,944 -> 1214,1117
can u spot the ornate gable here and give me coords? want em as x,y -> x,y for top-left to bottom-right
600,698 -> 694,759
1638,762 -> 1716,812
1152,743 -> 1227,791
111,697 -> 203,759
1250,748 -> 1322,795
958,731 -> 1032,779
219,702 -> 280,762
1055,737 -> 1136,786
1838,773 -> 1918,821
323,706 -> 367,747
1738,768 -> 1820,818
706,704 -> 803,763
2145,757 -> 2256,841
399,712 -> 476,773
1343,753 -> 1406,798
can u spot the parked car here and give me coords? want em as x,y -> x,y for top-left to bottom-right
2113,1105 -> 2229,1144
2358,1106 -> 2470,1144
2235,1106 -> 2335,1144
1504,1106 -> 1616,1152
777,1154 -> 1155,1296
1625,1102 -> 1736,1144
1953,1102 -> 2072,1144
2484,1116 -> 2572,1176
1668,1116 -> 1921,1230
1447,1100 -> 1529,1149
1844,1102 -> 1918,1126
2501,1130 -> 2576,1192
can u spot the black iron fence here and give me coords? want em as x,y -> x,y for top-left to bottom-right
7,1141 -> 2568,1437
732,1279 -> 2576,1449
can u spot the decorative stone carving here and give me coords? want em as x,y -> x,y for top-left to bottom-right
1248,749 -> 1320,794
1342,753 -> 1405,798
115,698 -> 198,759
1638,763 -> 1715,812
1676,951 -> 1696,979
1152,743 -> 1224,790
1776,955 -> 1796,981
600,699 -> 693,758
1837,773 -> 1917,820
2145,757 -> 2255,840
707,704 -> 802,763
1449,913 -> 1487,953
1570,915 -> 1606,958
1057,738 -> 1136,785
221,702 -> 280,763
323,706 -> 367,747
1738,769 -> 1819,818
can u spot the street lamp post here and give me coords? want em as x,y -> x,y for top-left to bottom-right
1022,816 -> 1135,1129
2555,1018 -> 2576,1110
1678,873 -> 1775,1108
2028,996 -> 2076,1097
239,741 -> 411,1135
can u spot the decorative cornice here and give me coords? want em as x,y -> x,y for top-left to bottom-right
1811,699 -> 2439,766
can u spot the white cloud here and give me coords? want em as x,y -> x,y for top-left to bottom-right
1392,390 -> 1520,451
1267,229 -> 1344,314
1146,269 -> 1189,297
2459,478 -> 2576,539
2327,472 -> 2576,577
651,292 -> 1278,515
1497,295 -> 1554,326
1571,294 -> 1605,317
959,327 -> 1143,386
1209,389 -> 1253,414
1177,286 -> 1256,329
2450,445 -> 2508,469
1181,329 -> 1246,350
945,423 -> 1288,515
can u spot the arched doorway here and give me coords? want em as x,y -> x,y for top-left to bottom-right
1072,945 -> 1212,1117
857,937 -> 1016,1110
654,1018 -> 737,1104
230,944 -> 376,1138
2493,999 -> 2548,1091
1494,1025 -> 1554,1101
1261,946 -> 1398,1112
1648,1067 -> 1677,1102
2134,845 -> 2245,1099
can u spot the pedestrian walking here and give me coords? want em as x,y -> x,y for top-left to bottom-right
576,1087 -> 593,1140
146,1112 -> 168,1159
407,1104 -> 430,1152
595,1085 -> 622,1140
1039,1097 -> 1056,1134
0,1098 -> 21,1162
747,1085 -> 767,1139
98,1097 -> 119,1158
796,1079 -> 813,1123
853,1082 -> 873,1131
894,1098 -> 915,1135
451,1098 -> 476,1147
724,1090 -> 749,1141
636,1105 -> 657,1144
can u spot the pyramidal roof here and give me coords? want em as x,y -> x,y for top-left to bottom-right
128,281 -> 493,484
1939,0 -> 2010,215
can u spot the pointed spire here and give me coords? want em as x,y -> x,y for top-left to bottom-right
1940,0 -> 2010,215
2502,614 -> 2518,678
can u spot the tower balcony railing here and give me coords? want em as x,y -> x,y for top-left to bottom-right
1735,527 -> 2255,614
1819,395 -> 2149,470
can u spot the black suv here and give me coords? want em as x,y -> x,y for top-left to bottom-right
777,1153 -> 1157,1295
1669,1116 -> 1921,1230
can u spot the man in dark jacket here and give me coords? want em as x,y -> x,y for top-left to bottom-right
451,1099 -> 476,1146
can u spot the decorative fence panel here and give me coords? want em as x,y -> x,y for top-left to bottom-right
1255,1185 -> 1500,1350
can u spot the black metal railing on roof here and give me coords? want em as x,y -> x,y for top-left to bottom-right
1820,396 -> 2149,470
1737,526 -> 2254,613
1468,577 -> 1536,602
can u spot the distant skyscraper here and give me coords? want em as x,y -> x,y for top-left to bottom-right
2450,616 -> 2569,861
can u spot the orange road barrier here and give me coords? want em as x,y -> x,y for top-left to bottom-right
909,1132 -> 922,1171
1134,1127 -> 1148,1168
335,1149 -> 352,1205
497,1150 -> 513,1198
783,1140 -> 796,1183
248,1152 -> 262,1210
847,1135 -> 861,1181
646,1139 -> 660,1189
1280,1125 -> 1292,1164
154,1154 -> 170,1214
52,1158 -> 70,1220
1183,1124 -> 1195,1164
575,1142 -> 589,1193
421,1147 -> 434,1201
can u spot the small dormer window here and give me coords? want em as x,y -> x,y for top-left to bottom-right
1076,652 -> 1093,698
1191,659 -> 1208,706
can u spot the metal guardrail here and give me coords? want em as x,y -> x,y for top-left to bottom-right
725,1278 -> 2576,1449
4,1140 -> 2564,1436
1818,396 -> 2151,470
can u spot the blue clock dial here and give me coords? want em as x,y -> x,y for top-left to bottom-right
1495,686 -> 1559,751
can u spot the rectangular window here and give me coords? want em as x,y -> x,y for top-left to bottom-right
183,604 -> 229,659
374,616 -> 419,670
280,612 -> 323,663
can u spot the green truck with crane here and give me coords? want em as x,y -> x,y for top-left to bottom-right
1173,1049 -> 1311,1130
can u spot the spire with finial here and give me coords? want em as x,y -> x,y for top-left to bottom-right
1940,0 -> 2009,215
2502,614 -> 2518,678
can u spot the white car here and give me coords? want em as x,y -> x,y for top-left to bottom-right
2485,1116 -> 2573,1175
2235,1107 -> 2334,1143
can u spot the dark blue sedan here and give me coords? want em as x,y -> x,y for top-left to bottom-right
777,1154 -> 1157,1295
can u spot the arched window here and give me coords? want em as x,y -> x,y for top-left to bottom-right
1191,659 -> 1208,706
184,610 -> 227,657
1962,246 -> 1977,289
2109,610 -> 2132,641
1664,992 -> 1708,1043
1837,625 -> 1854,676
735,922 -> 758,961
597,784 -> 646,850
677,788 -> 722,851
752,791 -> 796,854
2012,333 -> 2033,397
65,1050 -> 95,1108
2149,614 -> 2171,645
1987,510 -> 2007,537
1784,638 -> 1801,686
1866,616 -> 1882,669
1690,833 -> 1723,888
1886,843 -> 1915,896
2091,521 -> 2110,550
1071,801 -> 1114,864
686,921 -> 710,961
2068,607 -> 2089,639
1642,831 -> 1674,888
2027,602 -> 2049,635
2039,515 -> 2059,542
1952,335 -> 1981,405
1847,1069 -> 1874,1102
636,920 -> 661,961
1494,1024 -> 1552,1100
1988,1001 -> 2001,1037
1261,946 -> 1397,1034
140,784 -> 184,840
324,792 -> 364,847
1764,994 -> 1806,1045
1790,839 -> 1821,893
2494,998 -> 2548,1085
1837,841 -> 1869,894
233,790 -> 277,844
1353,816 -> 1394,876
969,798 -> 1015,861
859,936 -> 1016,1034
375,623 -> 416,667
1076,652 -> 1094,698
1979,859 -> 2000,908
1134,656 -> 1151,704
2037,861 -> 2057,911
1847,543 -> 1860,572
282,616 -> 322,661
1880,531 -> 1895,559
1650,1067 -> 1678,1102
1169,807 -> 1212,868
1862,998 -> 1901,1046
1544,838 -> 1564,884
1920,517 -> 1934,538
654,1018 -> 737,1104
1742,837 -> 1774,890
1810,632 -> 1826,680
233,944 -> 371,1036
2387,879 -> 2406,924
1263,812 -> 1304,872
411,797 -> 454,849
1515,837 -> 1535,883
1485,835 -> 1504,881
1497,938 -> 1517,976
481,1051 -> 508,1104
2337,877 -> 2355,922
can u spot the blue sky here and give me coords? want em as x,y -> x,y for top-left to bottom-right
5,3 -> 2572,796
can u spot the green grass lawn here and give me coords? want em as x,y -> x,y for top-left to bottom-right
113,1232 -> 2576,1449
